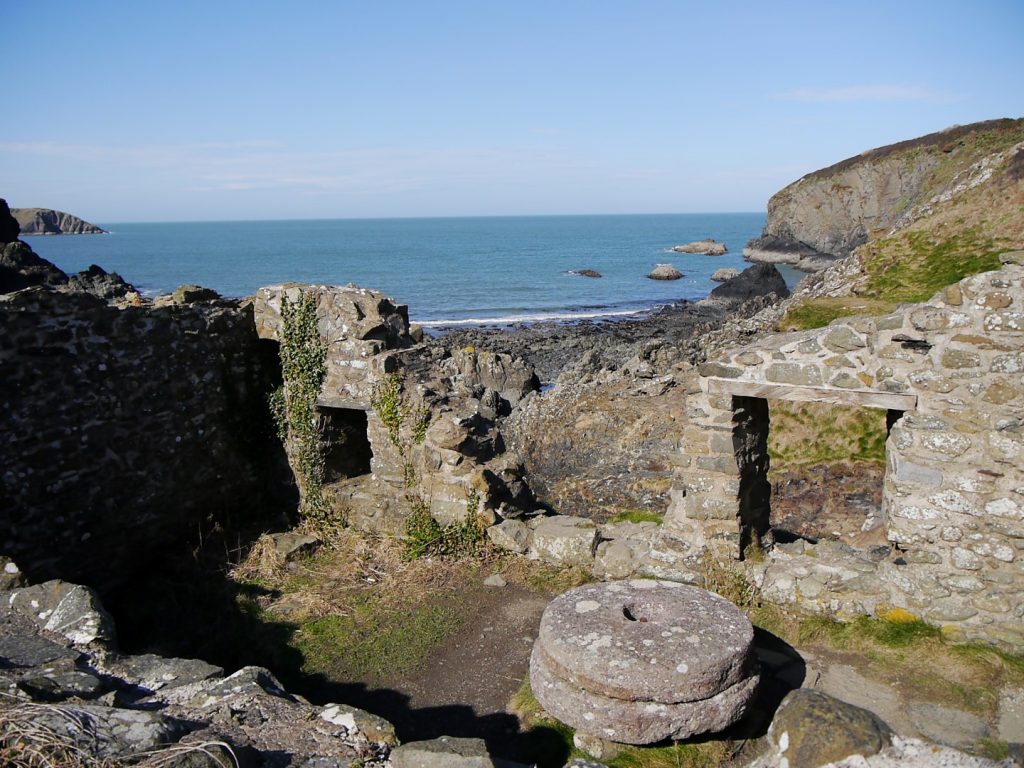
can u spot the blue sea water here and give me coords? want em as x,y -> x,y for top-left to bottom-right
28,213 -> 770,326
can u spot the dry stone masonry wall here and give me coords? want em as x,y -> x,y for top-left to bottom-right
667,252 -> 1024,649
1,287 -> 283,592
253,283 -> 539,533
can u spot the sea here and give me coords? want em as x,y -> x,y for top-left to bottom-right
27,213 -> 785,328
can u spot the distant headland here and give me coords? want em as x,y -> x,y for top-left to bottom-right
11,206 -> 106,235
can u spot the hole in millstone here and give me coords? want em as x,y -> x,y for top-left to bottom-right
622,605 -> 647,622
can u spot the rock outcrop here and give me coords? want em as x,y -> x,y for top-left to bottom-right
672,239 -> 727,255
745,118 -> 1024,271
12,207 -> 106,235
647,263 -> 682,280
0,568 -> 398,767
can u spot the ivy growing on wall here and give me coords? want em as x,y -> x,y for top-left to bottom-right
271,291 -> 330,523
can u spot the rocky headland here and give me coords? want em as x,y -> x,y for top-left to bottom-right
11,206 -> 107,235
744,118 -> 1024,272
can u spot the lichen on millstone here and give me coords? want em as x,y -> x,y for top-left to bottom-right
530,580 -> 759,744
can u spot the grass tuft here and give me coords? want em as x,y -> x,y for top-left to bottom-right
609,509 -> 664,525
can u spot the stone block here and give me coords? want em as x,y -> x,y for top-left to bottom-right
823,326 -> 867,352
487,519 -> 531,554
697,362 -> 742,379
984,311 -> 1024,332
920,431 -> 971,457
530,516 -> 598,566
941,348 -> 981,368
766,362 -> 823,386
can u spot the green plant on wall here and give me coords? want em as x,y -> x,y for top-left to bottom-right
273,290 -> 330,523
401,489 -> 486,561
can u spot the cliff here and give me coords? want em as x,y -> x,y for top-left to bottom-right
745,118 -> 1024,270
12,206 -> 106,235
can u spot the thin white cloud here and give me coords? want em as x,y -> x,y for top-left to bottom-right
772,84 -> 956,104
0,139 -> 610,198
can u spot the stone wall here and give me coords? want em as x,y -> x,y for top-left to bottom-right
1,287 -> 286,592
665,253 -> 1024,648
253,284 -> 539,534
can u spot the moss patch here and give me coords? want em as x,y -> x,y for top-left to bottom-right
610,509 -> 664,525
860,227 -> 1006,303
777,297 -> 898,331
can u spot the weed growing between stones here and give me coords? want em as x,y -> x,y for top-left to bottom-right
274,291 -> 331,525
401,491 -> 488,561
370,372 -> 404,449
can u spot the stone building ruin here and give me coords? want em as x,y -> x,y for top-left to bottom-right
253,283 -> 539,534
667,254 -> 1024,648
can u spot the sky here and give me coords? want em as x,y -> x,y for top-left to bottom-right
2,0 -> 1022,222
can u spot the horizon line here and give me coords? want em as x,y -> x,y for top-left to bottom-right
89,210 -> 767,226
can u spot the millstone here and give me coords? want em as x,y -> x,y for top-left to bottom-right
530,579 -> 759,744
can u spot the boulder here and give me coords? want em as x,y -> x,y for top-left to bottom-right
529,516 -> 598,566
530,580 -> 759,744
5,580 -> 116,647
171,284 -> 221,304
268,531 -> 321,561
487,519 -> 531,554
0,240 -> 69,293
391,735 -> 525,768
3,702 -> 191,758
65,264 -> 135,300
710,268 -> 739,282
672,239 -> 727,255
647,264 -> 683,281
706,262 -> 790,306
764,689 -> 893,767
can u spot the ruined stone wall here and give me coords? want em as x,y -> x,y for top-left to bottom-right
667,253 -> 1024,648
253,284 -> 538,535
1,288 -> 285,591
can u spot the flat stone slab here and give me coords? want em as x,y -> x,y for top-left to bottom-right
531,644 -> 758,744
536,580 -> 755,704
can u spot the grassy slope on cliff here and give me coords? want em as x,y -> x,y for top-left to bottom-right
780,119 -> 1024,331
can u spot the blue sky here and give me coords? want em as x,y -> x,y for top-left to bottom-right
2,1 -> 1022,222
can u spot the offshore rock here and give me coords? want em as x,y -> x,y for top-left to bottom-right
705,262 -> 790,305
672,239 -> 727,255
530,580 -> 758,743
647,263 -> 683,280
65,264 -> 135,300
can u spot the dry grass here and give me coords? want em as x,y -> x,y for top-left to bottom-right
0,697 -> 237,768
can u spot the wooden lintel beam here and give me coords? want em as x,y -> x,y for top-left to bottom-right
706,377 -> 918,411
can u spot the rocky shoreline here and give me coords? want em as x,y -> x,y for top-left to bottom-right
431,261 -> 791,384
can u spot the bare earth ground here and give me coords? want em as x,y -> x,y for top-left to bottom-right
386,581 -> 550,741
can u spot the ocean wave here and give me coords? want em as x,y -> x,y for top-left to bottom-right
416,306 -> 655,327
